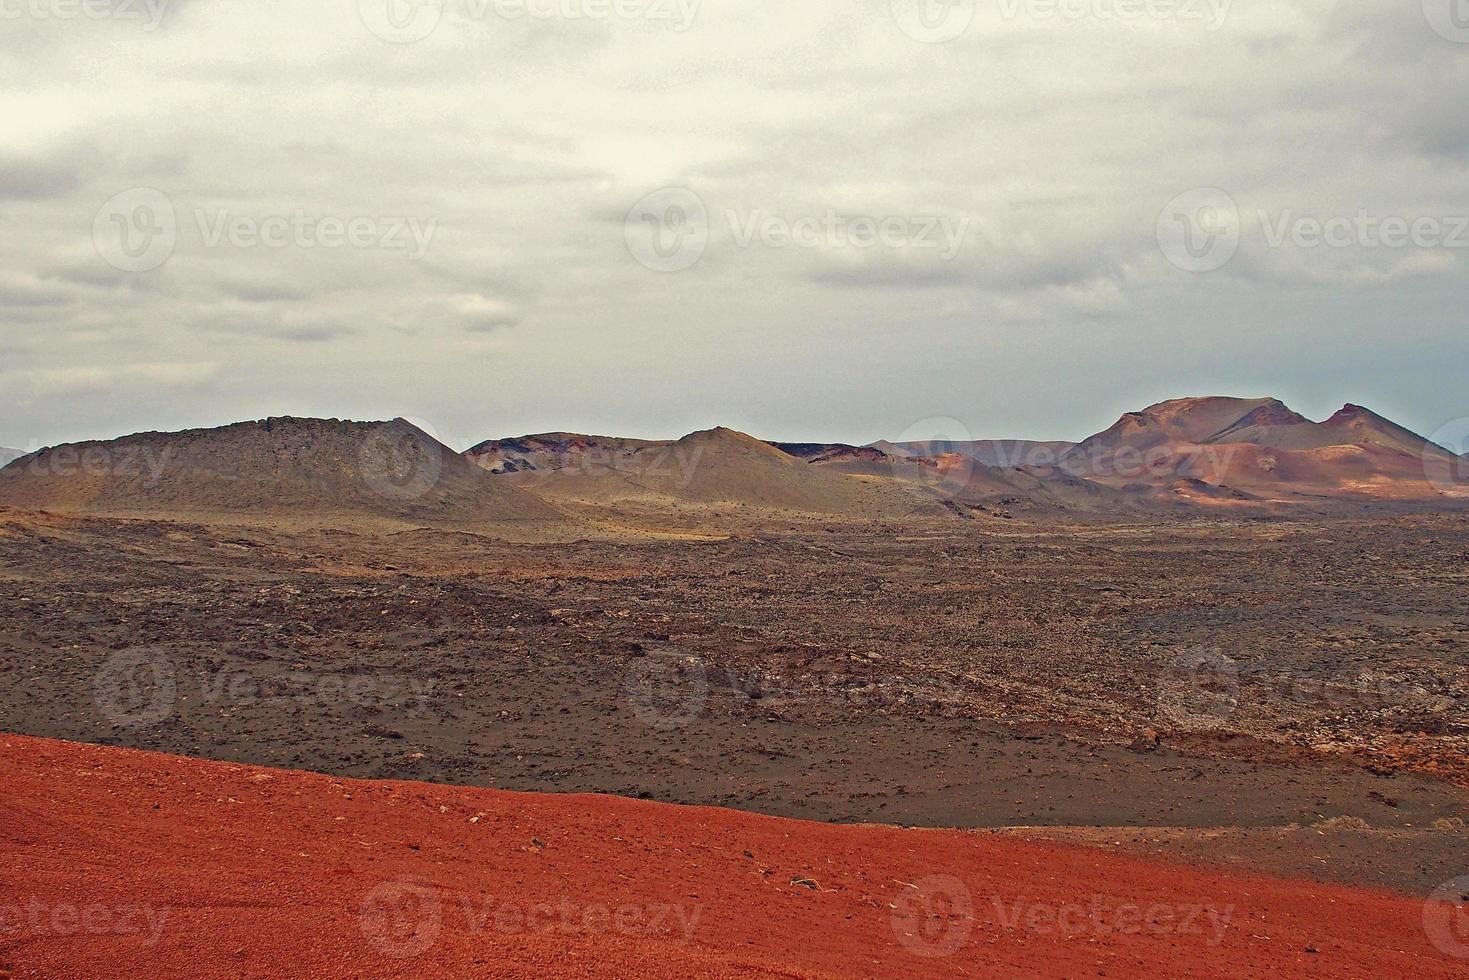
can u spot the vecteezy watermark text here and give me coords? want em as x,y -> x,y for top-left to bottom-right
93,649 -> 438,730
1157,646 -> 1455,732
625,187 -> 969,273
1258,211 -> 1469,251
0,443 -> 172,482
359,880 -> 701,960
726,210 -> 968,260
93,188 -> 438,273
623,649 -> 967,731
0,0 -> 171,29
470,439 -> 706,488
195,211 -> 437,259
1158,188 -> 1469,273
0,899 -> 170,948
357,0 -> 700,44
889,876 -> 1233,958
890,0 -> 1230,44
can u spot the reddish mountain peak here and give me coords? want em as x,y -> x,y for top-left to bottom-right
1074,397 -> 1278,455
1325,404 -> 1377,425
1138,395 -> 1275,418
679,426 -> 779,451
1239,399 -> 1311,426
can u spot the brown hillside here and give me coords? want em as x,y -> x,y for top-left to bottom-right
1066,397 -> 1281,458
1055,397 -> 1460,501
890,439 -> 1077,468
0,417 -> 562,525
491,427 -> 940,518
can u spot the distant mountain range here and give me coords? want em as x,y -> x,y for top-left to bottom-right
1047,397 -> 1462,502
2,397 -> 1465,526
467,396 -> 1466,512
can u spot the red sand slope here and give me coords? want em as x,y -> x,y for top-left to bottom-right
0,736 -> 1461,979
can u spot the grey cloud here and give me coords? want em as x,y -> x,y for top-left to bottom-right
463,314 -> 522,333
2,0 -> 1467,449
0,275 -> 76,308
274,324 -> 358,343
0,152 -> 83,200
216,278 -> 313,304
806,261 -> 964,290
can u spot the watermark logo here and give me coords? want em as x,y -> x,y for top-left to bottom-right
93,188 -> 177,273
991,895 -> 1233,945
359,420 -> 446,502
91,652 -> 439,730
494,0 -> 699,29
1160,190 -> 1469,273
1157,187 -> 1240,273
0,0 -> 172,30
194,209 -> 437,259
1423,418 -> 1469,494
997,0 -> 1230,30
1157,647 -> 1239,730
93,649 -> 177,729
624,188 -> 969,272
1423,0 -> 1469,43
0,900 -> 170,947
727,210 -> 968,260
887,416 -> 978,497
889,878 -> 1234,958
624,651 -> 708,730
358,0 -> 700,43
358,0 -> 443,43
625,187 -> 709,273
890,875 -> 975,958
1257,211 -> 1469,251
892,0 -> 1229,41
358,881 -> 701,957
472,437 -> 706,488
890,0 -> 976,43
360,880 -> 443,959
1424,876 -> 1469,959
94,189 -> 436,273
5,442 -> 172,482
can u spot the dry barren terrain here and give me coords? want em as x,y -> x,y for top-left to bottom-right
2,507 -> 1464,897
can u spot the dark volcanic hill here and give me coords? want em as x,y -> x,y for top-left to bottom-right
0,417 -> 561,524
470,427 -> 943,519
464,433 -> 663,475
769,442 -> 891,465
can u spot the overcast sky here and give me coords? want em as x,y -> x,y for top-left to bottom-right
3,0 -> 1467,452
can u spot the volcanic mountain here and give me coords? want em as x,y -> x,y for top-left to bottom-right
1205,402 -> 1455,457
1066,396 -> 1294,458
1058,397 -> 1461,501
465,433 -> 664,475
0,417 -> 562,525
470,426 -> 941,519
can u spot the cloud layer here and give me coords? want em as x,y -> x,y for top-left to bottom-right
2,0 -> 1466,451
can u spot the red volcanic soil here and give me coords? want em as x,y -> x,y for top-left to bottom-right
1,736 -> 1461,979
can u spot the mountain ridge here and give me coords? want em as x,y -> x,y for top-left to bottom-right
0,416 -> 561,525
3,396 -> 1463,526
